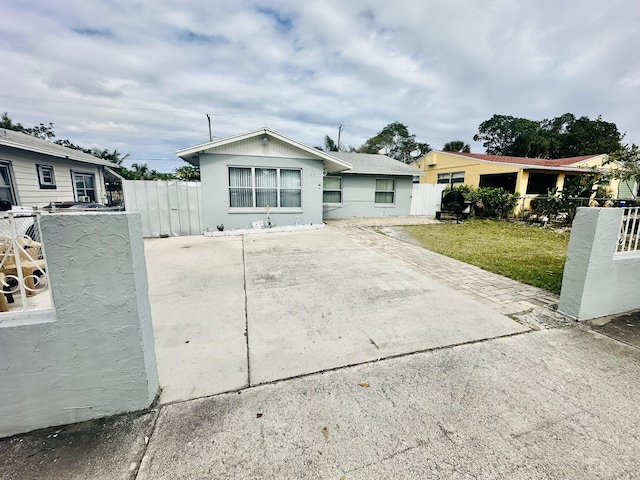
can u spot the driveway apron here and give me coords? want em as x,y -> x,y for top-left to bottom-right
243,228 -> 528,385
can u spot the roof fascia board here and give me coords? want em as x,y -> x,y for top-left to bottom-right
342,170 -> 423,176
437,150 -> 603,169
176,127 -> 353,170
104,165 -> 125,180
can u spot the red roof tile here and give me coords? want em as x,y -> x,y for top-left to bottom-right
450,152 -> 602,167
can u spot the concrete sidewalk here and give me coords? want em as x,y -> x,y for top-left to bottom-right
2,325 -> 639,479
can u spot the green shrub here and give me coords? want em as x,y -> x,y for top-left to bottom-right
450,185 -> 520,220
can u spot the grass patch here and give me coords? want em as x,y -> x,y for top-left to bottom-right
404,219 -> 570,294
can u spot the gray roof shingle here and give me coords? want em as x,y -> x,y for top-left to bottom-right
329,152 -> 420,176
0,128 -> 113,167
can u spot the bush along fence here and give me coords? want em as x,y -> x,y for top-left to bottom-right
447,184 -> 638,225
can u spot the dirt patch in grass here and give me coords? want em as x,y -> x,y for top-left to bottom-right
404,220 -> 570,294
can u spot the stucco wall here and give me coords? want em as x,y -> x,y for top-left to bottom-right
558,207 -> 640,320
200,154 -> 323,230
322,175 -> 413,219
0,213 -> 159,437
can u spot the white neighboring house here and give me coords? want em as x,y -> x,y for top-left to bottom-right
0,128 -> 122,208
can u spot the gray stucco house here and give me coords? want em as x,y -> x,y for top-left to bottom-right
176,128 -> 418,230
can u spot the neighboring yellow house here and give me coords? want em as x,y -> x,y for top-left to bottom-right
414,151 -> 621,210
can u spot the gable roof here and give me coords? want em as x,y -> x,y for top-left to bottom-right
329,152 -> 420,176
176,127 -> 353,173
0,128 -> 114,167
429,151 -> 606,169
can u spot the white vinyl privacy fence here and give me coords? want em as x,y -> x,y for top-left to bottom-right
123,180 -> 202,237
410,183 -> 446,216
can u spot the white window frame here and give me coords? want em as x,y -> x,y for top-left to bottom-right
0,161 -> 18,205
374,178 -> 396,205
37,164 -> 56,189
228,166 -> 302,211
72,171 -> 97,202
437,171 -> 465,186
322,176 -> 342,204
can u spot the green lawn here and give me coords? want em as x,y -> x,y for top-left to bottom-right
404,220 -> 571,294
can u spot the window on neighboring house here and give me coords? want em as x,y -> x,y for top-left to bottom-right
0,162 -> 17,205
375,178 -> 395,204
229,167 -> 302,209
323,176 -> 342,203
526,173 -> 558,195
37,164 -> 56,189
72,172 -> 96,202
437,171 -> 465,185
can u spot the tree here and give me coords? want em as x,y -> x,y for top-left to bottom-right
561,115 -> 623,157
175,165 -> 201,181
1,112 -> 24,131
53,138 -> 94,154
1,112 -> 55,140
474,113 -> 624,158
358,121 -> 431,163
606,143 -> 640,187
442,140 -> 471,153
324,135 -> 338,152
152,171 -> 176,181
1,112 -> 180,180
473,115 -> 544,157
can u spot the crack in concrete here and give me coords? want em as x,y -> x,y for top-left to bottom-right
242,235 -> 251,387
131,408 -> 160,480
342,439 -> 428,475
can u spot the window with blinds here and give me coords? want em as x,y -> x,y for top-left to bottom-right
229,167 -> 301,209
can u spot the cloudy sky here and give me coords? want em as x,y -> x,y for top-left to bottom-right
1,0 -> 639,172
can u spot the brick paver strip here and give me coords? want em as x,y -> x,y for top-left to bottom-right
326,219 -> 559,316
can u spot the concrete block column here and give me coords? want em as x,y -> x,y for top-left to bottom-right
0,213 -> 159,437
559,207 -> 640,320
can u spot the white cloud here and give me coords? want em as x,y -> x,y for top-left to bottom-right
0,0 -> 638,169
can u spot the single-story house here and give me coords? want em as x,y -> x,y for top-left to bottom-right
321,152 -> 418,219
0,128 -> 122,208
414,151 -> 621,204
176,128 -> 419,230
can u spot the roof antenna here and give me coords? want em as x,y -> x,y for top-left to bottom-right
207,114 -> 212,142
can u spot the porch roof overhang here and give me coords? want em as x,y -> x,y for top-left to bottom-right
176,127 -> 353,173
520,165 -> 605,174
104,166 -> 125,182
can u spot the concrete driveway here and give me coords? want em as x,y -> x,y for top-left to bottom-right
5,225 -> 640,480
145,227 -> 528,404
